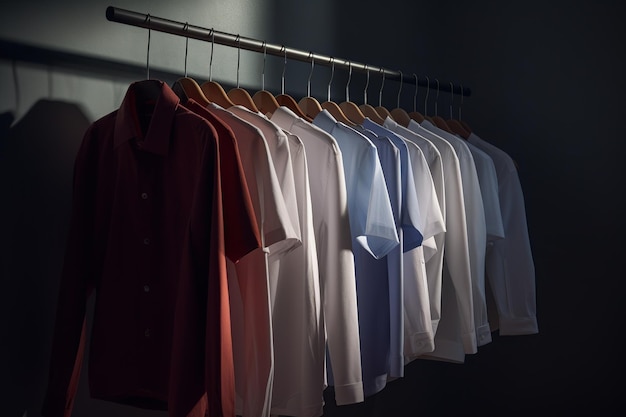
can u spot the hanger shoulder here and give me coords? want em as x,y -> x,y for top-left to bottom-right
321,101 -> 356,127
446,119 -> 470,139
175,77 -> 209,106
432,115 -> 453,133
459,120 -> 473,134
252,90 -> 279,116
390,108 -> 411,128
408,111 -> 425,123
359,104 -> 385,125
201,81 -> 235,108
375,106 -> 393,122
276,94 -> 313,122
228,87 -> 259,112
339,101 -> 366,124
298,96 -> 323,120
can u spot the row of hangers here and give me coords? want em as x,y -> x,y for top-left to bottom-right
164,23 -> 472,140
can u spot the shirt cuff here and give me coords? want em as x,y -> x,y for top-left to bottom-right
462,330 -> 478,354
334,381 -> 364,406
476,323 -> 492,347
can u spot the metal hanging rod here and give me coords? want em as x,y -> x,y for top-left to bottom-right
106,6 -> 471,97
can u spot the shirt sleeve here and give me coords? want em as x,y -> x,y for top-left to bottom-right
320,148 -> 364,405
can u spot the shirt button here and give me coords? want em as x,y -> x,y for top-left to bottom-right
141,192 -> 148,200
144,328 -> 151,337
143,238 -> 150,245
144,285 -> 150,292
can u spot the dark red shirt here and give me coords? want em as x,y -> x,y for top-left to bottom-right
42,80 -> 260,417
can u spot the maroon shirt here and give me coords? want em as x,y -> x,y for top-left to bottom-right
42,80 -> 260,417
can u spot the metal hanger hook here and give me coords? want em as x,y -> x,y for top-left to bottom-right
412,73 -> 418,112
209,28 -> 215,81
307,52 -> 314,97
327,57 -> 335,102
145,14 -> 151,79
397,70 -> 403,109
235,34 -> 241,88
346,61 -> 352,102
379,68 -> 385,107
183,22 -> 189,77
281,45 -> 287,95
261,40 -> 267,90
435,78 -> 440,117
364,65 -> 370,105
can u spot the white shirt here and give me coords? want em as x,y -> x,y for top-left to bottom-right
419,120 -> 491,347
383,118 -> 447,355
466,141 -> 505,243
407,119 -> 476,363
208,103 -> 300,417
361,119 -> 444,362
270,106 -> 364,409
313,110 -> 400,397
400,136 -> 445,357
468,132 -> 539,335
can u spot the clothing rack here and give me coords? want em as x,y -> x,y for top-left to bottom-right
106,6 -> 471,97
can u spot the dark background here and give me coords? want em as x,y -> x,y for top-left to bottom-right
1,1 -> 625,416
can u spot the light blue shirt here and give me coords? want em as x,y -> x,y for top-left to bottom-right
314,111 -> 399,397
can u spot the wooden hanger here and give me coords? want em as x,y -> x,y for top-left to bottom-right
321,58 -> 356,126
339,63 -> 366,124
297,54 -> 323,119
228,87 -> 259,112
174,77 -> 210,106
373,69 -> 394,123
171,27 -> 211,107
201,29 -> 236,108
357,66 -> 385,124
460,119 -> 472,134
299,96 -> 322,119
389,71 -> 411,127
407,74 -> 425,123
253,90 -> 280,116
273,46 -> 313,121
225,35 -> 260,112
375,106 -> 393,121
447,119 -> 470,139
432,115 -> 454,133
249,41 -> 280,116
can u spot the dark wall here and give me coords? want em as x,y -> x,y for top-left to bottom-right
315,1 -> 626,416
2,1 -> 624,416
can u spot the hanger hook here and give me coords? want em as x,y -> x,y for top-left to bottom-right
379,68 -> 385,107
364,65 -> 370,104
235,34 -> 241,88
209,28 -> 215,81
397,70 -> 403,109
145,14 -> 151,79
412,73 -> 418,112
449,81 -> 454,119
182,22 -> 189,77
261,40 -> 267,91
281,45 -> 287,95
307,52 -> 314,97
423,75 -> 430,116
327,57 -> 335,102
435,78 -> 440,117
346,61 -> 352,102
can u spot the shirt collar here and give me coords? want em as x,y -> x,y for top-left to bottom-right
270,106 -> 300,132
312,109 -> 337,133
114,80 -> 180,155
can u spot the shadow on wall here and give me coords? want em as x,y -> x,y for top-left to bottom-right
0,100 -> 90,417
